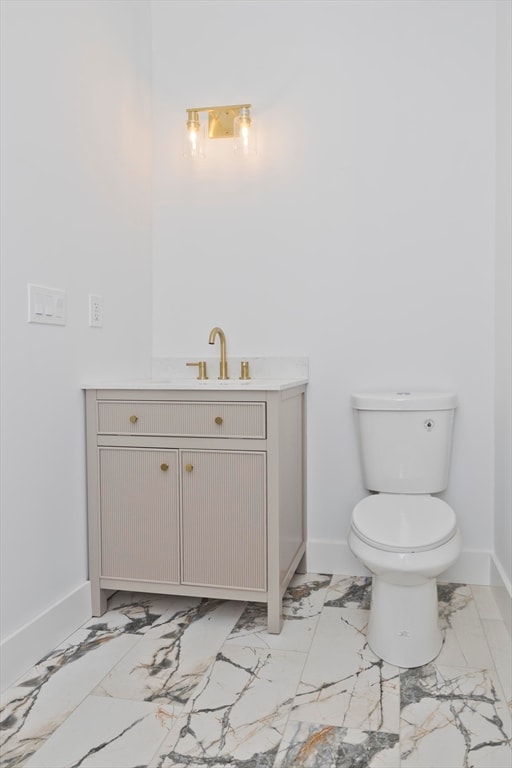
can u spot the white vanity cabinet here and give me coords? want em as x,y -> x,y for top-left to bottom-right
85,384 -> 307,633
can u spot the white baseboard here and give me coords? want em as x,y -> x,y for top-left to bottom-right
1,582 -> 91,692
440,549 -> 492,585
307,539 -> 494,586
307,539 -> 370,577
490,555 -> 512,636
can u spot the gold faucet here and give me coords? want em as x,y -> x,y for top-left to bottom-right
208,326 -> 229,379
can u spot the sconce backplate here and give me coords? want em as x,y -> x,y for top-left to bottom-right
208,108 -> 237,139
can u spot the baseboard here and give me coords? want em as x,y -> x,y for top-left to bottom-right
307,539 -> 370,578
307,539 -> 494,586
440,549 -> 492,585
490,555 -> 512,636
0,582 -> 91,692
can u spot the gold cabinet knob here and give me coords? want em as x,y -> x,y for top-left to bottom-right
129,415 -> 138,424
214,416 -> 223,425
185,463 -> 194,472
160,463 -> 169,472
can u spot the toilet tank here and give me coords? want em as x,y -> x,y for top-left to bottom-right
352,392 -> 457,493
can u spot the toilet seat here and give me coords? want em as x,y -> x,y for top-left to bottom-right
351,494 -> 457,553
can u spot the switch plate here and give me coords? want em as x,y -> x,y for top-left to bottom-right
28,284 -> 66,325
89,294 -> 103,327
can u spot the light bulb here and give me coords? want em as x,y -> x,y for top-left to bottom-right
189,128 -> 199,153
184,111 -> 205,159
234,108 -> 257,156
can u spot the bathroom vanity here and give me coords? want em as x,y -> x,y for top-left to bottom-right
84,378 -> 307,633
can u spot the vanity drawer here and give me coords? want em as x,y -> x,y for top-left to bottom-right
97,400 -> 266,438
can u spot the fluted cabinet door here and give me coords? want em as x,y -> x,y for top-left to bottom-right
99,448 -> 180,583
181,451 -> 266,591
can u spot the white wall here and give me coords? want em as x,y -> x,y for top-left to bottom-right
494,0 -> 512,628
151,0 -> 497,578
0,0 -> 152,686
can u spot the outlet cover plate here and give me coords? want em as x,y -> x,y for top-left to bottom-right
89,294 -> 103,327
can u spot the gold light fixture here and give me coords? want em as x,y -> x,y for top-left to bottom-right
184,103 -> 256,158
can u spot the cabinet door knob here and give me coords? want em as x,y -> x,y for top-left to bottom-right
185,463 -> 194,472
129,415 -> 138,424
214,416 -> 223,425
160,463 -> 169,472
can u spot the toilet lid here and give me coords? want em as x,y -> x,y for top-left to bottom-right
352,494 -> 457,552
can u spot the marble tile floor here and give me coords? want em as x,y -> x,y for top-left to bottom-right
1,574 -> 510,768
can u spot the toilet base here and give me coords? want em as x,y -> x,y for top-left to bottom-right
367,577 -> 442,668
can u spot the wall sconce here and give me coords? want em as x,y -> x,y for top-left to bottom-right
184,103 -> 257,159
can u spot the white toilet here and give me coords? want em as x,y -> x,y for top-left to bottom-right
348,391 -> 461,668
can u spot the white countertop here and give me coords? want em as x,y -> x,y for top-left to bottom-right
83,378 -> 308,392
84,357 -> 309,392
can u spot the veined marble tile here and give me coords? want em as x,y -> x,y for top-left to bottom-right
274,721 -> 400,768
150,644 -> 307,768
0,633 -> 139,768
94,598 -> 245,711
101,590 -> 185,634
324,575 -> 372,610
2,579 -> 506,768
471,585 -> 504,621
0,592 -> 175,768
22,694 -> 173,768
400,663 -> 512,768
226,573 -> 332,653
290,606 -> 400,732
437,584 -> 495,669
482,619 -> 512,705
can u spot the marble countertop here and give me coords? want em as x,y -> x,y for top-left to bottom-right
83,357 -> 309,392
82,377 -> 308,392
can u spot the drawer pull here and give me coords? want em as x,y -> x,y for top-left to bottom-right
160,463 -> 169,472
185,463 -> 194,472
214,416 -> 223,425
129,415 -> 139,424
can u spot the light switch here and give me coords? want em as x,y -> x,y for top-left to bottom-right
28,284 -> 66,325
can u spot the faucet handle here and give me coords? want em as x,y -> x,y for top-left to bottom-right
239,361 -> 251,380
186,361 -> 208,380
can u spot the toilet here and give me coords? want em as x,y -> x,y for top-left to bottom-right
348,391 -> 461,668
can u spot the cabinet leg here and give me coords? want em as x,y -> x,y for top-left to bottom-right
267,596 -> 283,634
91,586 -> 108,616
296,552 -> 307,575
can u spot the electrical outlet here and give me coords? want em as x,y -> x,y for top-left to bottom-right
89,294 -> 103,327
